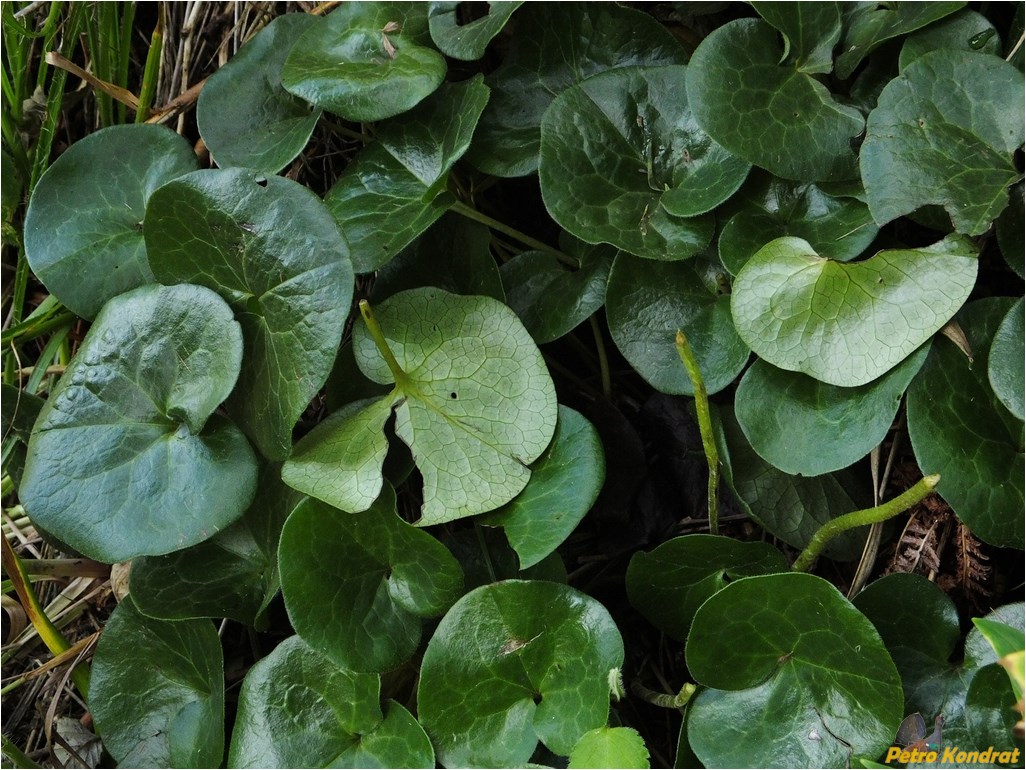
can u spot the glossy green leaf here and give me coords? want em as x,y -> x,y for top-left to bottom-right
197,14 -> 320,173
500,239 -> 614,344
288,288 -> 557,524
686,19 -> 863,182
485,406 -> 605,569
324,77 -> 489,273
898,9 -> 1000,69
988,297 -> 1024,421
20,284 -> 256,563
714,402 -> 870,559
467,3 -> 686,177
569,727 -> 650,769
717,171 -> 878,275
278,487 -> 463,673
281,2 -> 445,122
997,184 -> 1024,278
735,346 -> 929,477
130,463 -> 300,627
731,235 -> 978,387
751,2 -> 843,74
371,213 -> 504,303
972,618 -> 1025,660
23,124 -> 198,319
540,66 -> 728,260
229,636 -> 434,769
90,599 -> 224,768
686,573 -> 902,768
835,2 -> 966,80
418,580 -> 625,767
605,254 -> 749,396
626,534 -> 787,641
861,50 -> 1024,235
907,297 -> 1025,548
145,168 -> 354,461
427,2 -> 522,60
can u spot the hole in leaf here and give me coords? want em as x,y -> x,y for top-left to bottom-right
255,176 -> 268,188
450,392 -> 458,400
455,1 -> 490,25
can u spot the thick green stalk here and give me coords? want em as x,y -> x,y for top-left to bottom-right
792,474 -> 940,573
675,329 -> 719,535
450,200 -> 579,268
358,300 -> 410,388
135,10 -> 162,123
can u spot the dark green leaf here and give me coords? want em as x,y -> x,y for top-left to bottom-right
626,534 -> 787,641
569,727 -> 650,769
20,284 -> 256,563
605,254 -> 749,396
278,487 -> 463,672
997,184 -> 1024,278
485,406 -> 604,569
467,3 -> 686,177
1,384 -> 42,487
24,125 -> 198,319
197,14 -> 321,173
442,526 -> 567,591
145,167 -> 354,461
427,2 -> 522,60
861,50 -> 1024,235
907,297 -> 1025,548
540,66 -> 728,260
90,600 -> 224,768
731,235 -> 978,387
418,580 -> 624,767
988,297 -> 1024,421
898,9 -> 1001,70
734,346 -> 929,477
751,2 -> 843,74
281,2 -> 445,122
686,19 -> 864,182
686,573 -> 903,768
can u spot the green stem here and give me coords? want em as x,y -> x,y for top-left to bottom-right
134,9 -> 162,123
589,315 -> 612,399
792,474 -> 940,573
358,300 -> 409,388
474,522 -> 498,583
450,201 -> 578,268
631,680 -> 698,710
675,329 -> 719,535
2,734 -> 41,769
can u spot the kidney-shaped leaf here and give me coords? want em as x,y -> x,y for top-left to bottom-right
20,284 -> 257,563
989,297 -> 1024,421
861,50 -> 1024,236
626,534 -> 787,642
419,580 -> 624,768
24,124 -> 198,319
686,573 -> 903,768
540,66 -> 729,260
90,599 -> 224,769
751,1 -> 843,75
569,727 -> 650,770
427,1 -> 522,60
279,487 -> 463,673
731,235 -> 978,387
686,19 -> 864,182
145,167 -> 354,461
197,14 -> 320,173
281,2 -> 445,122
907,297 -> 1025,548
898,9 -> 1001,70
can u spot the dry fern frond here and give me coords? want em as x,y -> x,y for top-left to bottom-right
953,522 -> 993,610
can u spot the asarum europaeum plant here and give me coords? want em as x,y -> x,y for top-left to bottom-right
7,2 -> 1025,768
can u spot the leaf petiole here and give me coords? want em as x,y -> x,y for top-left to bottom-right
675,329 -> 719,535
359,299 -> 411,388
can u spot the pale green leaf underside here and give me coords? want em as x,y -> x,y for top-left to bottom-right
569,727 -> 650,769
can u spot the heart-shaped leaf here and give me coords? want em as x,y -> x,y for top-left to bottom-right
485,406 -> 605,569
500,238 -> 614,344
130,463 -> 300,627
281,2 -> 445,122
324,77 -> 489,273
145,167 -> 354,461
20,284 -> 257,563
898,9 -> 1001,70
285,288 -> 558,524
278,487 -> 463,673
686,19 -> 864,182
467,3 -> 685,177
907,297 -> 1024,548
717,171 -> 878,275
90,599 -> 224,769
731,235 -> 978,387
734,346 -> 929,477
626,534 -> 787,641
418,580 -> 625,767
751,2 -> 843,74
23,124 -> 198,319
606,253 -> 749,396
196,14 -> 320,173
540,65 -> 731,260
569,727 -> 650,769
989,298 -> 1025,421
229,635 -> 434,769
861,50 -> 1024,235
427,2 -> 522,60
686,573 -> 903,768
